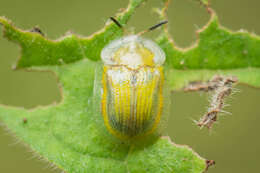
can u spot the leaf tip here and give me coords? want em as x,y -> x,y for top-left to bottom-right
0,16 -> 8,24
204,160 -> 215,172
0,16 -> 12,29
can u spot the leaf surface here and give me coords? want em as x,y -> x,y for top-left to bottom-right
156,5 -> 260,89
0,0 -> 207,172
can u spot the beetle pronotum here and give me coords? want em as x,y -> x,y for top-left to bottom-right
101,18 -> 167,139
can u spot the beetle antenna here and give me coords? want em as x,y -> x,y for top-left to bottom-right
148,20 -> 168,31
138,20 -> 168,35
110,17 -> 123,28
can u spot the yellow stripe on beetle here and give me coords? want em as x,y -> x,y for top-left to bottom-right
101,35 -> 165,139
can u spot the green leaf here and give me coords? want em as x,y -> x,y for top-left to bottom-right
0,0 -> 143,68
0,0 -> 207,172
157,9 -> 260,89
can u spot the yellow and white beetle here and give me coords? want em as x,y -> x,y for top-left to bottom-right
101,18 -> 167,139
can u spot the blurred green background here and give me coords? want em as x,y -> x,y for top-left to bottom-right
0,0 -> 259,172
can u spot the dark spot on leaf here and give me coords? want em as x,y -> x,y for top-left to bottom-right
205,160 -> 215,171
30,27 -> 45,36
23,118 -> 28,124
